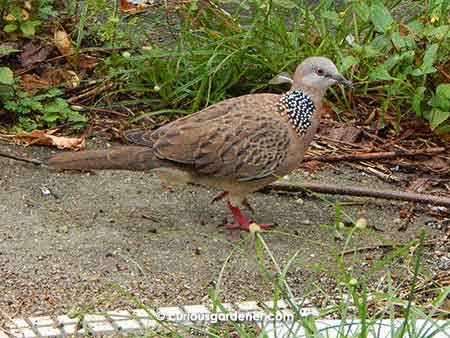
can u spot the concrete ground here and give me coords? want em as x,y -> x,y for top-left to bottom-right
0,141 -> 448,317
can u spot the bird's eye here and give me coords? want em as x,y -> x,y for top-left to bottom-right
316,68 -> 324,76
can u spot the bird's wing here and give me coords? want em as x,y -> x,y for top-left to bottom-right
124,94 -> 293,181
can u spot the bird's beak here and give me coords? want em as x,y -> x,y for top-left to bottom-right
332,74 -> 354,88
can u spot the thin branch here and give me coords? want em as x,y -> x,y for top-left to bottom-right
261,182 -> 450,208
0,150 -> 43,166
342,237 -> 449,256
303,147 -> 446,163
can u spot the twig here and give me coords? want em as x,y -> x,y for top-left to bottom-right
0,150 -> 43,166
342,237 -> 449,256
261,182 -> 450,208
67,82 -> 115,104
303,147 -> 446,163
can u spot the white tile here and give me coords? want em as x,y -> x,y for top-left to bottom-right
7,318 -> 30,328
36,326 -> 61,337
60,324 -> 78,335
138,318 -> 158,329
263,299 -> 288,310
261,319 -> 450,338
183,304 -> 210,315
84,314 -> 107,322
17,328 -> 37,338
132,309 -> 152,319
132,309 -> 158,329
29,316 -> 54,327
238,301 -> 259,312
210,303 -> 234,313
107,310 -> 131,321
87,320 -> 115,333
115,319 -> 142,331
56,315 -> 79,325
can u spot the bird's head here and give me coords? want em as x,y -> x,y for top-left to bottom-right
292,57 -> 353,93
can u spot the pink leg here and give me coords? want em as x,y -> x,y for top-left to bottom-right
223,200 -> 272,231
211,191 -> 229,204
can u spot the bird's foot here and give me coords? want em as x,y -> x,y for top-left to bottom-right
222,200 -> 272,232
222,222 -> 272,231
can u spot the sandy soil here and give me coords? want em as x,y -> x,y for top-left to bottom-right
0,141 -> 448,317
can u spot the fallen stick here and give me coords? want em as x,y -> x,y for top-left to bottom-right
342,237 -> 449,256
1,150 -> 449,207
303,147 -> 446,163
261,182 -> 450,208
0,150 -> 43,166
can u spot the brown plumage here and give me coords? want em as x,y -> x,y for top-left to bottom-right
47,57 -> 352,231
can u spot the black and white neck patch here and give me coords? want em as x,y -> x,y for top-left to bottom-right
278,90 -> 315,135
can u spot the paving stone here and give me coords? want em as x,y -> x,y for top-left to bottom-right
107,310 -> 131,321
19,328 -> 38,338
132,309 -> 152,319
263,300 -> 288,310
86,320 -> 116,333
237,301 -> 259,312
36,326 -> 61,337
28,316 -> 54,327
209,303 -> 234,314
56,315 -> 79,325
132,309 -> 158,329
183,304 -> 210,314
59,324 -> 79,336
7,318 -> 30,328
84,314 -> 107,323
115,319 -> 142,331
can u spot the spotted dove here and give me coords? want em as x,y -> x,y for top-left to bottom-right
47,57 -> 352,231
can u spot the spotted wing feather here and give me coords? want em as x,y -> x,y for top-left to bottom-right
124,94 -> 292,181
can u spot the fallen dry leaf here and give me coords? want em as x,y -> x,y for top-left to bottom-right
423,156 -> 450,173
11,129 -> 85,150
407,178 -> 432,193
319,125 -> 363,144
20,41 -> 53,67
20,74 -> 52,93
119,0 -> 153,13
54,30 -> 74,57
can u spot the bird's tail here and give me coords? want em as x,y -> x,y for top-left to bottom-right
46,146 -> 164,171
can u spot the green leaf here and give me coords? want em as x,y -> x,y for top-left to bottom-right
411,44 -> 439,76
371,4 -> 394,33
0,67 -> 14,85
435,124 -> 450,134
429,109 -> 450,130
422,43 -> 439,68
391,31 -> 405,50
273,0 -> 297,9
436,84 -> 450,100
3,23 -> 18,33
0,46 -> 20,57
20,21 -> 38,37
42,111 -> 61,123
354,2 -> 370,23
370,34 -> 391,53
424,25 -> 449,40
370,66 -> 395,81
407,20 -> 424,36
412,86 -> 426,116
339,56 -> 359,72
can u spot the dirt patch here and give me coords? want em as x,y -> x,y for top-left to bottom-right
0,141 -> 448,317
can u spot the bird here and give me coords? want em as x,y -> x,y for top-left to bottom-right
47,57 -> 352,231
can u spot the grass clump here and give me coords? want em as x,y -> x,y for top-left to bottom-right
1,0 -> 449,132
106,0 -> 449,134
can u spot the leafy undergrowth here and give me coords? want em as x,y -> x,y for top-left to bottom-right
0,0 -> 449,137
